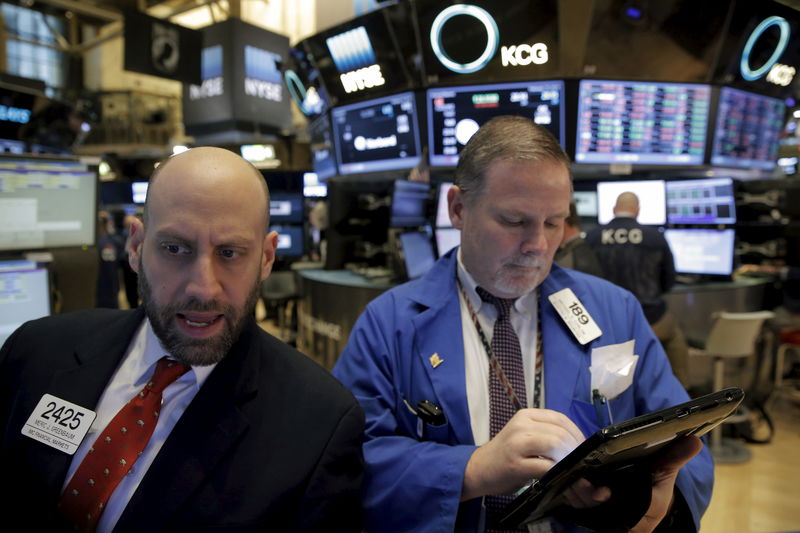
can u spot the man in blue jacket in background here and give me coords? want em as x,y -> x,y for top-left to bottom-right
333,116 -> 713,532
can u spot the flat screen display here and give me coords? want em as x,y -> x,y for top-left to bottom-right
575,80 -> 711,165
573,190 -> 598,217
399,231 -> 436,280
710,87 -> 785,170
308,113 -> 338,180
270,224 -> 304,258
435,227 -> 461,257
132,181 -> 148,204
596,180 -> 666,225
666,177 -> 736,225
390,179 -> 429,227
269,192 -> 304,224
331,91 -> 422,175
303,172 -> 327,198
0,261 -> 50,346
427,80 -> 565,166
0,157 -> 97,251
664,228 -> 735,276
435,181 -> 453,227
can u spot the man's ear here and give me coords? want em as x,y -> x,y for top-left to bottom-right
448,185 -> 465,230
260,230 -> 278,281
127,218 -> 145,273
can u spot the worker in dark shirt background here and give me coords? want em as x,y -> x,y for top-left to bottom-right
555,201 -> 604,277
586,192 -> 689,387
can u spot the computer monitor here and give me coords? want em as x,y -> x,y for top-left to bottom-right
308,113 -> 338,180
331,91 -> 422,175
435,227 -> 461,257
710,87 -> 785,170
390,179 -> 430,228
664,228 -> 735,276
666,177 -> 736,225
573,190 -> 598,217
575,79 -> 711,165
270,224 -> 304,258
303,172 -> 327,198
596,180 -> 666,225
269,192 -> 304,224
427,80 -> 565,167
131,181 -> 148,204
435,181 -> 453,228
0,156 -> 97,251
0,261 -> 50,346
398,231 -> 436,280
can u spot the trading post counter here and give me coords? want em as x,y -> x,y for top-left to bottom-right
664,277 -> 775,345
295,269 -> 395,370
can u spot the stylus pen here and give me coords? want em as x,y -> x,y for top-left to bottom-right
592,389 -> 613,426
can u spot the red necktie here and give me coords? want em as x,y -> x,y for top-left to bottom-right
477,287 -> 528,532
59,357 -> 190,532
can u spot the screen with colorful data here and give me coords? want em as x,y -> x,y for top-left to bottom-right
664,228 -> 735,276
427,80 -> 565,167
575,80 -> 711,165
666,177 -> 736,225
331,91 -> 422,175
710,87 -> 785,170
596,180 -> 666,225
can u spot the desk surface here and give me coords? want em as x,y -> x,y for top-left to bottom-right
669,276 -> 773,294
296,269 -> 397,290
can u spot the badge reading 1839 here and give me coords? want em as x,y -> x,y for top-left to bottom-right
21,394 -> 96,455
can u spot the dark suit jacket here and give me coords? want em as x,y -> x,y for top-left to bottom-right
0,308 -> 365,532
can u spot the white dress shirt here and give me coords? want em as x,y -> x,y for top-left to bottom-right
456,248 -> 543,446
63,319 -> 216,533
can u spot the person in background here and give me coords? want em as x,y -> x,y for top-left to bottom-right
0,147 -> 364,532
333,116 -> 712,533
120,213 -> 142,308
585,192 -> 690,387
95,209 -> 124,309
554,201 -> 604,278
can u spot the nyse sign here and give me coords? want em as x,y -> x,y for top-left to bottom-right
501,43 -> 548,67
340,64 -> 385,94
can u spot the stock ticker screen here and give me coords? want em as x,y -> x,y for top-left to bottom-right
331,91 -> 421,175
710,87 -> 785,170
575,80 -> 711,165
426,80 -> 565,167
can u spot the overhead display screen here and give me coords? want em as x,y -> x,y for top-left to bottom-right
332,91 -> 422,175
710,87 -> 785,170
666,177 -> 736,225
427,80 -> 564,167
575,80 -> 711,165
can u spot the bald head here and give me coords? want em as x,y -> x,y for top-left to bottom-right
613,191 -> 640,218
144,147 -> 270,231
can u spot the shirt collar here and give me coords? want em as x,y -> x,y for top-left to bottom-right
456,247 -> 537,318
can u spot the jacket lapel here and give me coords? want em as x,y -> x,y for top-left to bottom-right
116,319 -> 260,530
34,309 -> 146,499
409,252 -> 474,445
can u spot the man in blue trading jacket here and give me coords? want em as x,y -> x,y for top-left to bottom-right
585,192 -> 689,387
333,116 -> 713,532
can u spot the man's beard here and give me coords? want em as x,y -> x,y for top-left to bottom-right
493,255 -> 551,298
137,259 -> 261,366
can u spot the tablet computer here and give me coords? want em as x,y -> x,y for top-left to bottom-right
499,387 -> 744,527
